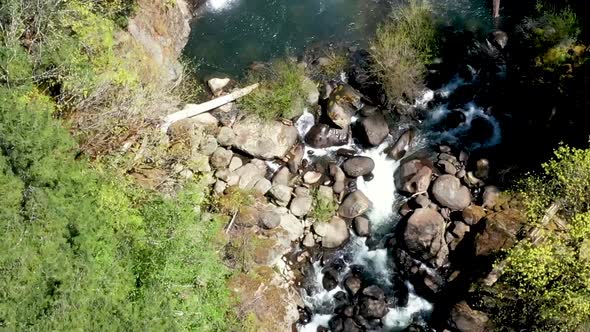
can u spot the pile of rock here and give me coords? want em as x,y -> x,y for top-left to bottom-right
391,145 -> 524,331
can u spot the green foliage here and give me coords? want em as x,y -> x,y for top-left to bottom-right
371,0 -> 437,106
319,51 -> 349,77
308,188 -> 337,223
496,145 -> 590,331
0,75 -> 236,332
241,60 -> 307,120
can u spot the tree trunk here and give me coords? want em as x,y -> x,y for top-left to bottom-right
493,0 -> 501,18
161,83 -> 259,132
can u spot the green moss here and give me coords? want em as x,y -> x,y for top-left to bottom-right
240,59 -> 307,120
308,188 -> 337,223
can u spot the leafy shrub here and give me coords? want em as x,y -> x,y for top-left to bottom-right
495,146 -> 590,331
371,0 -> 437,106
240,60 -> 307,120
0,78 -> 236,332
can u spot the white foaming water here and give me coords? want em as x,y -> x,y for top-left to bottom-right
383,282 -> 434,330
206,0 -> 238,12
429,102 -> 502,149
357,139 -> 399,226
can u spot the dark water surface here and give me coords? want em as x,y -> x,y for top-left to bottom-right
184,0 -> 393,77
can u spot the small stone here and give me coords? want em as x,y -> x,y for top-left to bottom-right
253,178 -> 272,195
294,186 -> 311,197
438,160 -> 458,175
303,171 -> 323,184
482,186 -> 500,208
208,77 -> 230,96
353,216 -> 370,237
199,135 -> 218,156
214,180 -> 227,195
260,210 -> 281,229
290,196 -> 313,217
192,113 -> 219,127
302,232 -> 315,247
210,147 -> 233,169
342,157 -> 375,177
270,184 -> 293,206
280,213 -> 304,241
228,156 -> 243,172
273,166 -> 291,186
179,169 -> 193,179
217,127 -> 236,147
463,205 -> 486,225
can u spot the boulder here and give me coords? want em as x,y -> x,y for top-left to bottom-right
475,159 -> 490,179
438,160 -> 458,175
260,210 -> 281,229
272,166 -> 290,186
342,157 -> 375,178
213,180 -> 227,195
210,147 -> 233,169
216,126 -> 236,147
302,232 -> 315,248
404,208 -> 448,266
305,124 -> 350,149
253,178 -> 272,195
462,205 -> 486,225
228,156 -> 243,172
490,30 -> 508,49
474,209 -> 523,257
329,164 -> 347,194
322,270 -> 339,291
339,191 -> 371,219
447,221 -> 471,251
232,116 -> 298,160
301,77 -> 320,105
235,164 -> 265,190
288,143 -> 305,173
359,113 -> 389,146
482,186 -> 500,208
198,135 -> 218,156
353,216 -> 370,237
290,196 -> 313,217
358,286 -> 388,319
344,275 -> 362,296
389,129 -> 415,160
395,159 -> 433,195
432,175 -> 472,210
449,301 -> 490,332
207,77 -> 230,96
303,171 -> 323,184
236,206 -> 260,227
280,213 -> 304,241
314,216 -> 349,248
327,100 -> 354,129
192,113 -> 219,127
269,184 -> 293,207
294,186 -> 311,197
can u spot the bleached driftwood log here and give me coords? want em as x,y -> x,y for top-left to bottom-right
161,83 -> 259,132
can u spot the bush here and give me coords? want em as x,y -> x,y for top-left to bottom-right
495,146 -> 590,331
0,67 -> 237,332
371,0 -> 437,107
240,60 -> 307,120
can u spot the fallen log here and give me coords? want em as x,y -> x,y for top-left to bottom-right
161,83 -> 259,132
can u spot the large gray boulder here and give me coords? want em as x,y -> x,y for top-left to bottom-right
389,129 -> 415,160
359,113 -> 389,146
305,124 -> 350,149
339,191 -> 371,219
395,159 -> 433,195
342,157 -> 375,178
290,196 -> 313,217
404,208 -> 448,267
232,116 -> 298,160
448,301 -> 490,332
432,175 -> 472,210
313,216 -> 350,248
